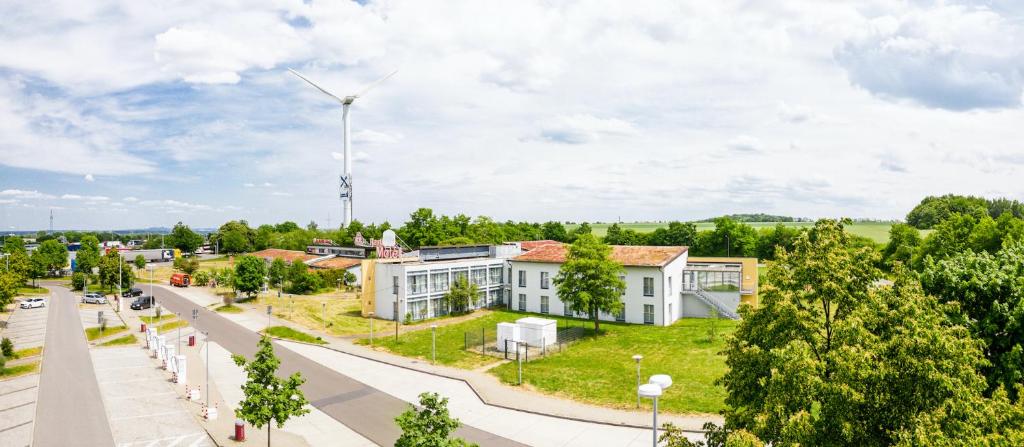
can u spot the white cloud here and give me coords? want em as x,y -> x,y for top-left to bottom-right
61,194 -> 110,201
123,196 -> 138,202
352,129 -> 401,145
243,183 -> 255,188
726,135 -> 763,153
0,189 -> 55,199
271,191 -> 293,197
84,174 -> 95,182
535,114 -> 636,144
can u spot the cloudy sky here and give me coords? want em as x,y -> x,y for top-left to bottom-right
2,0 -> 1023,231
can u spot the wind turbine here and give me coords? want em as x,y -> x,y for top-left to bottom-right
288,67 -> 398,228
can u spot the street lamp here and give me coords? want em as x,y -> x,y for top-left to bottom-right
642,374 -> 673,447
368,312 -> 375,347
632,354 -> 643,408
431,325 -> 438,364
638,383 -> 663,447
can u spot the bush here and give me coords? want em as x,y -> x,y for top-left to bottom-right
71,272 -> 86,291
1,338 -> 13,358
286,272 -> 322,294
193,270 -> 211,286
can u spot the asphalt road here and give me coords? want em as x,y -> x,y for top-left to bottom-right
153,286 -> 525,447
34,286 -> 116,446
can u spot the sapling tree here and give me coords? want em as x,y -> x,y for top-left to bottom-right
233,336 -> 309,447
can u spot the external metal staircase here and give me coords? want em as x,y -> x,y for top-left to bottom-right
687,287 -> 741,320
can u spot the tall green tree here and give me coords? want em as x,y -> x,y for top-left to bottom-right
27,250 -> 46,287
76,235 -> 101,274
552,234 -> 626,332
36,239 -> 68,274
268,258 -> 287,288
912,213 -> 976,269
234,255 -> 267,299
395,392 -> 477,447
753,223 -> 802,260
98,250 -> 133,291
647,221 -> 698,247
881,223 -> 921,269
541,221 -> 569,242
134,254 -> 147,271
906,194 -> 990,229
719,220 -> 993,445
232,336 -> 310,447
2,236 -> 25,254
0,271 -> 18,308
920,242 -> 1024,398
694,217 -> 758,257
444,277 -> 479,314
169,222 -> 204,254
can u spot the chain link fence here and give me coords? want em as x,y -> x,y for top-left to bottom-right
464,319 -> 590,361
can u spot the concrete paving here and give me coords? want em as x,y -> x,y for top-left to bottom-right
91,346 -> 215,447
0,374 -> 38,447
2,299 -> 49,349
79,302 -> 119,330
33,286 -> 115,446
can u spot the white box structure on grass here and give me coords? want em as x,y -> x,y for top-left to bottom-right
496,322 -> 521,352
515,317 -> 557,347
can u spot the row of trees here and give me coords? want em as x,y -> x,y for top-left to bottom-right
1,238 -> 69,307
905,194 -> 1024,229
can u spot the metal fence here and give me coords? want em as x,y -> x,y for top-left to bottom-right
463,319 -> 590,361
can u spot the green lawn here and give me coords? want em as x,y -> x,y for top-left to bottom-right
16,286 -> 49,295
215,304 -> 243,313
99,334 -> 138,346
85,325 -> 127,341
139,314 -> 176,324
362,309 -> 737,413
157,320 -> 188,332
13,346 -> 42,359
0,361 -> 40,379
567,221 -> 924,244
264,326 -> 326,344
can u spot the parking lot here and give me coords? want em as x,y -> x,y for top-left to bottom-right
91,346 -> 214,446
2,298 -> 50,349
0,374 -> 39,447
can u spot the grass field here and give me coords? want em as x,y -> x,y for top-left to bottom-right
215,304 -> 244,313
567,221 -> 921,244
264,326 -> 327,344
157,319 -> 188,332
13,346 -> 42,359
251,291 -> 399,337
361,309 -> 736,413
16,286 -> 49,295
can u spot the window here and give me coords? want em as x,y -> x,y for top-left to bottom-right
564,302 -> 573,316
471,268 -> 487,286
620,275 -> 626,296
407,273 -> 428,295
668,276 -> 672,295
392,276 -> 399,295
643,304 -> 654,324
488,289 -> 500,307
540,296 -> 549,314
615,307 -> 625,322
518,294 -> 527,311
540,271 -> 550,289
430,272 -> 449,293
518,270 -> 526,287
489,267 -> 503,285
452,269 -> 469,285
643,277 -> 655,296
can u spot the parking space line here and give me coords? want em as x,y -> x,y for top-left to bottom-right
0,385 -> 37,397
96,365 -> 160,372
0,420 -> 33,434
106,391 -> 177,400
115,432 -> 209,447
0,401 -> 35,413
98,377 -> 167,385
109,409 -> 188,421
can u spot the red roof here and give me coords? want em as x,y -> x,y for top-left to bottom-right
310,257 -> 362,270
249,249 -> 318,263
512,243 -> 687,267
519,240 -> 561,251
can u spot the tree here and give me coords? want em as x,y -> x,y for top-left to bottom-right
232,336 -> 310,447
1,337 -> 13,358
27,250 -> 46,287
173,256 -> 200,275
693,217 -> 758,257
541,221 -> 569,242
35,239 -> 68,274
98,250 -> 133,291
4,250 -> 30,286
602,223 -> 647,245
169,222 -> 204,254
70,272 -> 86,291
567,222 -> 592,242
268,258 -> 287,288
234,255 -> 267,299
881,223 -> 921,269
912,213 -> 976,269
395,392 -> 477,447
134,254 -> 146,271
343,271 -> 357,287
647,221 -> 698,247
552,234 -> 626,332
76,235 -> 101,274
753,223 -> 802,261
920,242 -> 1024,398
718,219 -> 993,445
906,194 -> 990,229
0,271 -> 19,309
214,221 -> 255,253
444,277 -> 479,314
2,236 -> 25,254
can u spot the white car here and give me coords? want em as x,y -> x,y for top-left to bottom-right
81,292 -> 107,304
20,298 -> 46,309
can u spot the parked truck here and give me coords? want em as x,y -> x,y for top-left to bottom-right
106,248 -> 180,263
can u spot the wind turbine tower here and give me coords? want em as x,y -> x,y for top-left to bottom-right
288,68 -> 397,228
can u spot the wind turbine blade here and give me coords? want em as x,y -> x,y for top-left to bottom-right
354,69 -> 398,98
287,68 -> 345,103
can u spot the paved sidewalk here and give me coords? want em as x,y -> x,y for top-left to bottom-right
0,374 -> 38,447
162,285 -> 719,432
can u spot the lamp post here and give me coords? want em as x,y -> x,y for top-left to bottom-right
431,325 -> 438,364
147,264 -> 155,319
644,374 -> 674,447
368,312 -> 374,347
322,302 -> 327,332
632,354 -> 643,408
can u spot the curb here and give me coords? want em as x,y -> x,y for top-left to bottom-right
270,336 -> 710,434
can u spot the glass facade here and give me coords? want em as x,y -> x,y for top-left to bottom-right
408,273 -> 428,295
693,270 -> 740,291
430,272 -> 449,293
489,267 -> 503,284
471,268 -> 487,286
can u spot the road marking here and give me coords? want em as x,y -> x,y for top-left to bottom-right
0,401 -> 35,413
106,391 -> 177,400
0,420 -> 32,433
96,365 -> 159,372
98,376 -> 167,385
0,385 -> 37,397
115,432 -> 209,447
109,409 -> 188,421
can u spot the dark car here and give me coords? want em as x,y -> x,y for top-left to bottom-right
122,287 -> 144,298
130,295 -> 155,310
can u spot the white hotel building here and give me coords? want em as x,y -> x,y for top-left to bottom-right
508,244 -> 689,326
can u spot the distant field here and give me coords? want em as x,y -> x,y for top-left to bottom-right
567,221 -> 925,244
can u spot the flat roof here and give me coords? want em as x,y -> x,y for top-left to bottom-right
512,243 -> 688,267
249,248 -> 318,263
310,257 -> 362,270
